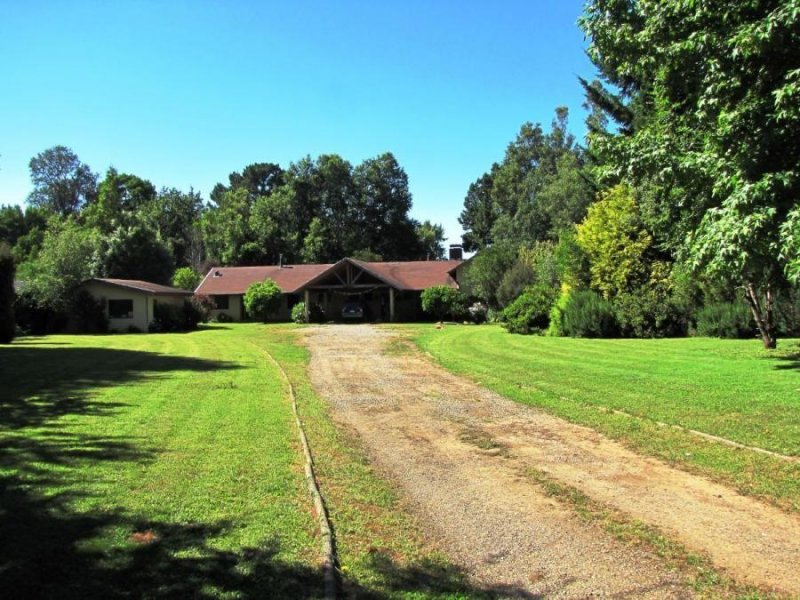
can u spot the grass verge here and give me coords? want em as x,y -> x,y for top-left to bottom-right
404,324 -> 800,513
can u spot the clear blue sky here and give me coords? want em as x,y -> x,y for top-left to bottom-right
0,0 -> 597,246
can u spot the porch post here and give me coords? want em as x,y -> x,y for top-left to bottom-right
389,287 -> 395,322
304,289 -> 310,322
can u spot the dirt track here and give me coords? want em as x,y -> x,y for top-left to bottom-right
303,325 -> 800,598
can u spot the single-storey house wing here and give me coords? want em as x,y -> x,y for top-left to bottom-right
195,258 -> 463,322
80,278 -> 193,332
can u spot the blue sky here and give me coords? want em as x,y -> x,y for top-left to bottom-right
0,1 -> 597,245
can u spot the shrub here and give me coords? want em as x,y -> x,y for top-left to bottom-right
775,288 -> 800,337
71,290 -> 108,333
172,267 -> 201,291
214,312 -> 233,323
127,325 -> 142,333
0,243 -> 16,343
501,283 -> 557,335
694,301 -> 755,339
467,302 -> 488,324
148,300 -> 201,333
191,294 -> 215,323
421,285 -> 465,321
614,287 -> 686,338
497,259 -> 536,308
546,285 -> 571,337
561,290 -> 618,338
244,279 -> 282,322
291,302 -> 307,323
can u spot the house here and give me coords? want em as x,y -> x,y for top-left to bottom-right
80,278 -> 193,332
195,257 -> 464,322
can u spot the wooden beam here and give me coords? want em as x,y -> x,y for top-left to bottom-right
389,287 -> 395,322
304,289 -> 310,321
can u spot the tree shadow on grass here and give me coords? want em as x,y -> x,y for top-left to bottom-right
770,352 -> 800,371
0,343 -> 530,599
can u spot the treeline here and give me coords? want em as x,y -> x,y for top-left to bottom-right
458,0 -> 800,348
0,146 -> 445,335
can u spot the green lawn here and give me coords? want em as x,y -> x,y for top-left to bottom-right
405,324 -> 800,512
0,324 -> 478,599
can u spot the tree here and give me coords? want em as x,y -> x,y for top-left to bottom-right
17,219 -> 99,310
211,162 -> 284,204
421,285 -> 464,321
352,152 -> 419,260
142,187 -> 204,268
93,224 -> 175,285
459,171 -> 497,252
460,241 -> 517,308
249,187 -> 300,264
172,267 -> 201,290
580,0 -> 800,348
576,185 -> 652,299
84,168 -> 157,232
27,146 -> 97,215
415,220 -> 446,260
0,205 -> 26,246
243,279 -> 282,322
0,243 -> 15,343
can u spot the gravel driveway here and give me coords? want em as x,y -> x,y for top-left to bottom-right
303,324 -> 800,598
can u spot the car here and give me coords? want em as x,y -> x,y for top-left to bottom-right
341,300 -> 364,320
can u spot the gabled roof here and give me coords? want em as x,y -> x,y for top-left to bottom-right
86,278 -> 194,295
195,259 -> 463,295
195,264 -> 334,295
349,259 -> 462,291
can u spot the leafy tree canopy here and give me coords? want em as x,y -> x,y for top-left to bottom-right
27,146 -> 97,216
580,0 -> 800,347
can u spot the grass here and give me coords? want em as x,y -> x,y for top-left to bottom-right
404,324 -> 800,513
1,325 -> 318,598
0,323 -> 482,599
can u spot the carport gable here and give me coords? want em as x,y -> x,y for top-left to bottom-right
298,258 -> 400,293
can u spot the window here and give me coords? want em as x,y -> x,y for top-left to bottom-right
108,299 -> 134,319
213,295 -> 230,310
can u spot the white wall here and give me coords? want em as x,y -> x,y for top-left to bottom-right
82,281 -> 187,332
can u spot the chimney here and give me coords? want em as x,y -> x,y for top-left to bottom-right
448,244 -> 463,261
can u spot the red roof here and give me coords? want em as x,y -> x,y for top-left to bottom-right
195,259 -> 462,295
350,259 -> 462,291
195,264 -> 334,295
89,278 -> 193,295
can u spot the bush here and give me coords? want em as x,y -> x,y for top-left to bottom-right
71,290 -> 108,333
501,284 -> 557,335
775,288 -> 800,337
497,260 -> 536,308
0,243 -> 16,343
291,302 -> 307,323
546,286 -> 571,337
561,290 -> 618,338
614,287 -> 686,338
421,285 -> 465,321
214,312 -> 233,323
244,279 -> 282,322
694,301 -> 755,339
148,300 -> 201,333
191,294 -> 215,323
467,302 -> 488,324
